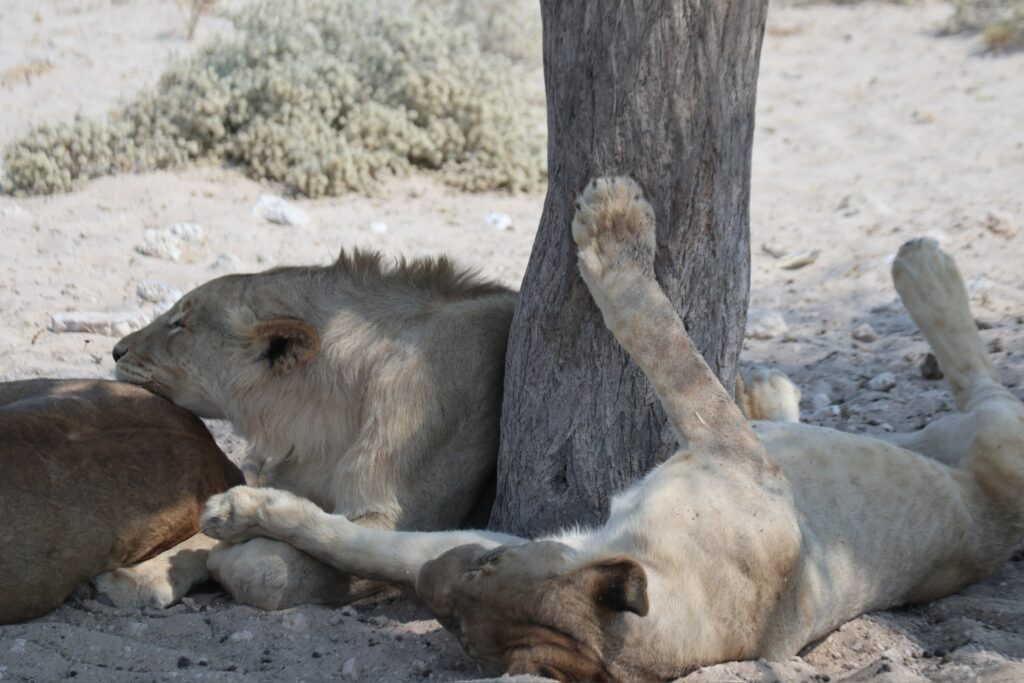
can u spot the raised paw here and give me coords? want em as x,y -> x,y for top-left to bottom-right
892,237 -> 970,320
202,486 -> 274,544
572,176 -> 657,284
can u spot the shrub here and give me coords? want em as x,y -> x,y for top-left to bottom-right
3,0 -> 546,197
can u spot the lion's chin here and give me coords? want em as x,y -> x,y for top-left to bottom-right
114,363 -> 167,399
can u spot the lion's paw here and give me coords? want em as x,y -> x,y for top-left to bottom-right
93,566 -> 179,610
892,237 -> 970,320
201,486 -> 273,543
572,176 -> 657,283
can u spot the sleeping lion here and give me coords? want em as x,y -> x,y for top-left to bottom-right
201,177 -> 1024,681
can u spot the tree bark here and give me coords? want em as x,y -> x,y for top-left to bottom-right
489,1 -> 768,536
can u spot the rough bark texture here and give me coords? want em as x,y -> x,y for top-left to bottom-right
489,1 -> 768,536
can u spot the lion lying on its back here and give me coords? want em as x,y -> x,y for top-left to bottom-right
110,250 -> 517,609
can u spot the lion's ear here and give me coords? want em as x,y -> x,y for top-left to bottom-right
249,318 -> 320,373
580,557 -> 648,617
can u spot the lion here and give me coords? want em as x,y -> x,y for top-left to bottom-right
0,379 -> 241,624
201,177 -> 1024,682
107,250 -> 517,609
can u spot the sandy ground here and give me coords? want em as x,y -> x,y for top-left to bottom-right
2,1 -> 1023,681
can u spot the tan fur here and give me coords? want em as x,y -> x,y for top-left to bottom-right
0,379 -> 241,624
202,179 -> 1024,682
112,250 -> 516,609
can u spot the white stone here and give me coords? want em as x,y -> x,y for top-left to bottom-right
254,195 -> 309,226
484,211 -> 513,232
136,281 -> 182,305
340,605 -> 358,618
810,393 -> 832,412
136,229 -> 183,261
227,630 -> 254,643
867,372 -> 897,392
852,323 -> 879,343
341,657 -> 360,679
282,612 -> 309,632
166,222 -> 205,244
369,221 -> 388,235
745,310 -> 788,340
209,253 -> 243,274
49,310 -> 151,337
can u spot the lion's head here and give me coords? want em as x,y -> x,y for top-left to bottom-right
112,270 -> 321,420
415,541 -> 651,682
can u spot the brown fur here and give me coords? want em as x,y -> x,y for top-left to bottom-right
0,379 -> 242,624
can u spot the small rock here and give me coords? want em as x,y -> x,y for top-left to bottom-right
254,195 -> 309,226
282,612 -> 309,632
779,250 -> 819,270
177,657 -> 191,669
227,630 -> 254,643
341,657 -> 360,679
921,353 -> 944,380
368,615 -> 389,627
136,229 -> 183,261
340,606 -> 358,618
746,310 -> 789,341
852,323 -> 878,343
984,211 -> 1017,239
988,336 -> 1005,353
810,393 -> 831,412
369,221 -> 388,235
867,372 -> 897,392
136,281 -> 182,305
209,253 -> 243,274
166,222 -> 206,244
484,212 -> 514,232
135,223 -> 205,261
50,310 -> 150,337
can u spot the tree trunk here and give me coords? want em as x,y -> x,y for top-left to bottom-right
489,1 -> 768,536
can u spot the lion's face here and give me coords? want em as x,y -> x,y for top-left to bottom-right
415,541 -> 649,682
112,274 -> 320,420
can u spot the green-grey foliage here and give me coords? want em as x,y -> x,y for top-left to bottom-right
3,0 -> 546,197
947,0 -> 1024,51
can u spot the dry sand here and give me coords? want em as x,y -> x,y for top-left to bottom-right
2,1 -> 1023,681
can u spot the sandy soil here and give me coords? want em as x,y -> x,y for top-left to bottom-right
2,1 -> 1023,681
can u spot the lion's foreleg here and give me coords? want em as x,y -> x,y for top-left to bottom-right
203,486 -> 524,585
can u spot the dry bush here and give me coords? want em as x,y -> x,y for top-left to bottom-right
947,0 -> 1024,50
3,0 -> 546,197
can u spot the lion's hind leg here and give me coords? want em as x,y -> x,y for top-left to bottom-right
892,238 -> 1002,411
892,238 -> 1024,532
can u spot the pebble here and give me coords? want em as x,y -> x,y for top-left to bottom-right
852,323 -> 878,343
282,612 -> 309,632
867,372 -> 897,392
135,223 -> 205,261
136,281 -> 182,304
227,630 -> 254,643
810,393 -> 832,413
984,211 -> 1017,239
921,353 -> 944,380
369,221 -> 388,235
49,310 -> 150,337
779,250 -> 819,270
340,606 -> 358,618
209,253 -> 243,274
746,310 -> 789,340
341,657 -> 360,679
484,211 -> 514,231
368,615 -> 389,627
254,195 -> 309,226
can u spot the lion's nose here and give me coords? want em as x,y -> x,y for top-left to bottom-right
112,343 -> 127,362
